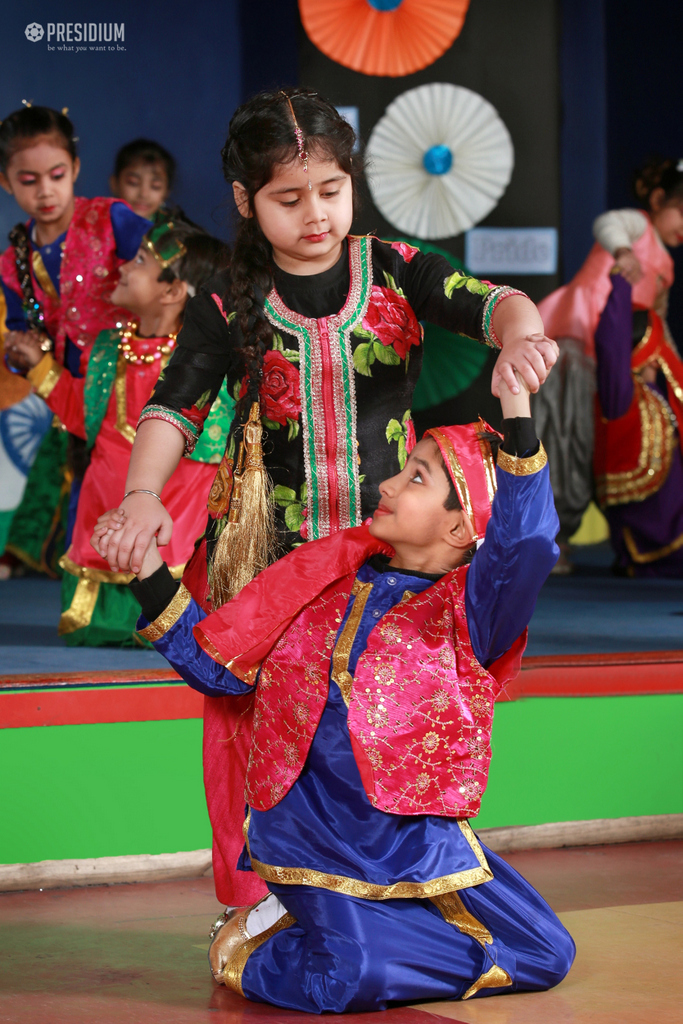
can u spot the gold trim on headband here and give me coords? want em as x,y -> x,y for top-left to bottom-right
427,428 -> 475,528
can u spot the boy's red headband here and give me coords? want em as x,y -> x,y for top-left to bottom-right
424,419 -> 501,542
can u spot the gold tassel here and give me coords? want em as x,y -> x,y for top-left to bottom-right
210,402 -> 276,608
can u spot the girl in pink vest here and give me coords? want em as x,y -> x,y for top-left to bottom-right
0,104 -> 150,573
125,373 -> 574,1011
535,158 -> 683,571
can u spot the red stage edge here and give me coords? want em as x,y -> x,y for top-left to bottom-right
1,650 -> 682,729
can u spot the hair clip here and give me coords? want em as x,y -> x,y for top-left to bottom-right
21,99 -> 33,108
61,107 -> 69,117
281,92 -> 312,190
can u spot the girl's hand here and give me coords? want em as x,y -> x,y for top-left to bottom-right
97,492 -> 173,575
4,330 -> 45,371
613,247 -> 643,285
492,333 -> 559,397
90,507 -> 127,557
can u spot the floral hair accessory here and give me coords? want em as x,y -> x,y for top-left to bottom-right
424,418 -> 501,543
281,91 -> 311,190
142,220 -> 186,269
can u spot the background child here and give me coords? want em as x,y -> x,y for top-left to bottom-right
535,157 -> 683,571
124,371 -> 573,1011
593,270 -> 683,577
110,137 -> 176,224
94,86 -> 558,903
10,220 -> 232,645
0,104 -> 151,575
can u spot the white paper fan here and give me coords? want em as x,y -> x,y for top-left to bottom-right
365,83 -> 514,240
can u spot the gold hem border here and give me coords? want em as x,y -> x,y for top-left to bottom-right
222,913 -> 296,996
431,890 -> 493,947
58,576 -> 101,634
623,525 -> 683,564
59,552 -> 185,586
243,811 -> 493,900
462,964 -> 512,1000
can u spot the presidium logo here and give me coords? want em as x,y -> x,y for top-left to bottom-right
25,22 -> 125,48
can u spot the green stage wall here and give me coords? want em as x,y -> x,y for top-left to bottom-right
2,694 -> 682,865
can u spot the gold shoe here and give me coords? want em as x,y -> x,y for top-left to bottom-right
208,906 -> 251,983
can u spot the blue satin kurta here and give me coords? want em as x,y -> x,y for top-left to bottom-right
143,464 -> 575,1010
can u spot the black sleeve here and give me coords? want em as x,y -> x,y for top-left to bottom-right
501,417 -> 539,458
143,275 -> 239,418
129,562 -> 179,622
399,250 -> 491,343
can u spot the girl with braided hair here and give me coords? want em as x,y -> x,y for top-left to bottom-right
94,87 -> 557,907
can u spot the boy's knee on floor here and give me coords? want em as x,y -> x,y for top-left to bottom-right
541,923 -> 576,987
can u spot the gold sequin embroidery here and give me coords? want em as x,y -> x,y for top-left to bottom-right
137,582 -> 192,641
496,443 -> 548,476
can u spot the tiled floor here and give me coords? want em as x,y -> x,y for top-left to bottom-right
1,840 -> 681,1023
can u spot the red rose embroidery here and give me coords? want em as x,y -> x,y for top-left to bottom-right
362,286 -> 421,360
240,349 -> 301,426
390,241 -> 419,263
180,402 -> 212,431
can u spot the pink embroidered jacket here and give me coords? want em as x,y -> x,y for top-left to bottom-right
195,526 -> 525,819
0,196 -> 134,366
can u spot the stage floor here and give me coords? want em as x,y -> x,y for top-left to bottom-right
0,839 -> 680,1024
1,544 -> 682,674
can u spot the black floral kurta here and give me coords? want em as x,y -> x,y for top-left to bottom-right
140,236 -> 508,560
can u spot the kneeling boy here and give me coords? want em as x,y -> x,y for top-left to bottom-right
126,374 -> 574,1012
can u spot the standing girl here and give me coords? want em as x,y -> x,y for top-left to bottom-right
535,157 -> 683,569
96,88 -> 558,905
0,104 -> 151,573
12,221 -> 231,645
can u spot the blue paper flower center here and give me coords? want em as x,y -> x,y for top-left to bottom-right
423,145 -> 453,176
366,0 -> 404,10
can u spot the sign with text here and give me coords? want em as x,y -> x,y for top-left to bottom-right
465,228 -> 558,275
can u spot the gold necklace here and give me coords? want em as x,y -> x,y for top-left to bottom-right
117,322 -> 177,365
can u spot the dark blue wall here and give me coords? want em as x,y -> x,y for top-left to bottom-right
560,0 -> 683,339
559,0 -> 607,282
0,1 -> 242,244
603,0 -> 683,340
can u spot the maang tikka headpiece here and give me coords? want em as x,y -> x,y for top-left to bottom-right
281,92 -> 312,190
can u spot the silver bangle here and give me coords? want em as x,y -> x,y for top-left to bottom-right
123,489 -> 163,503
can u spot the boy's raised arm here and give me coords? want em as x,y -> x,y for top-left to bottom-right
128,539 -> 255,699
465,373 -> 558,668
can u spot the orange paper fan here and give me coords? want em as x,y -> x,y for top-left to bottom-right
299,0 -> 470,78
